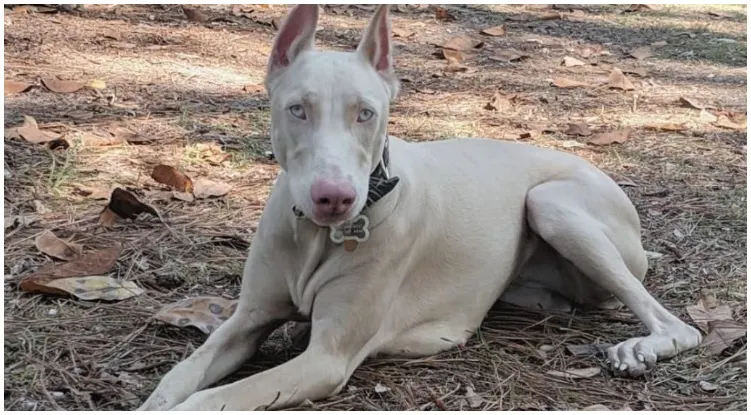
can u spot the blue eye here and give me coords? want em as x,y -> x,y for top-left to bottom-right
358,108 -> 374,123
289,104 -> 306,120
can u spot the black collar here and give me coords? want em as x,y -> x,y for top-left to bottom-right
292,136 -> 399,219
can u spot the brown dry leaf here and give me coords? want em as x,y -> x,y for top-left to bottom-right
702,320 -> 746,356
5,80 -> 32,96
562,56 -> 586,67
442,48 -> 464,63
565,123 -> 592,136
444,59 -> 468,73
25,275 -> 143,301
480,25 -> 506,36
98,207 -> 120,227
172,191 -> 195,202
490,50 -> 531,63
243,84 -> 265,94
73,185 -> 112,200
715,114 -> 746,130
686,294 -> 733,333
41,77 -> 85,93
484,91 -> 516,111
629,46 -> 654,60
608,68 -> 635,91
552,77 -> 588,88
154,296 -> 238,334
589,129 -> 631,145
35,230 -> 82,261
392,27 -> 414,38
102,28 -> 121,40
193,178 -> 232,199
107,125 -> 150,144
102,188 -> 159,223
182,6 -> 209,22
151,165 -> 194,193
434,6 -> 455,22
21,245 -> 122,290
441,35 -> 483,52
16,115 -> 62,144
79,132 -> 124,147
547,367 -> 601,379
646,123 -> 688,132
678,96 -> 707,110
622,67 -> 648,77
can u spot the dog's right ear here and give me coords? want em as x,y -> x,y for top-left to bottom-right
266,4 -> 319,79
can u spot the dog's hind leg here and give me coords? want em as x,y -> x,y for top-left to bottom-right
525,177 -> 701,377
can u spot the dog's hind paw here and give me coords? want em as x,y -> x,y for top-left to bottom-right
606,324 -> 702,377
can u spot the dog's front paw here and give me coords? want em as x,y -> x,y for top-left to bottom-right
607,324 -> 702,377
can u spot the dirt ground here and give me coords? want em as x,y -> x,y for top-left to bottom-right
4,4 -> 747,411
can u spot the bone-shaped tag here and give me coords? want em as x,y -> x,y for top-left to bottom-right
330,214 -> 370,245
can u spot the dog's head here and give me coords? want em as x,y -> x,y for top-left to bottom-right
265,5 -> 398,227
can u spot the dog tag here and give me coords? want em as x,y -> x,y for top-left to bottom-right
330,214 -> 370,248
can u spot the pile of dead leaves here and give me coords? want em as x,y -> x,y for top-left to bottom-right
20,239 -> 142,302
686,293 -> 746,356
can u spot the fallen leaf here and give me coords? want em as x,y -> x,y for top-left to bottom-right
652,40 -> 668,47
608,68 -> 635,91
21,245 -> 122,290
193,178 -> 232,199
26,275 -> 143,301
480,25 -> 506,36
78,132 -> 124,147
562,56 -> 586,67
243,84 -> 265,94
565,123 -> 592,136
646,123 -> 688,132
100,188 -> 159,226
374,383 -> 391,394
622,67 -> 648,77
86,79 -> 107,90
702,320 -> 746,356
552,77 -> 588,88
484,91 -> 516,111
687,294 -> 733,333
392,27 -> 414,38
547,367 -> 601,379
107,125 -> 150,144
154,296 -> 237,334
539,11 -> 562,20
441,35 -> 483,51
41,78 -> 85,93
73,185 -> 112,200
182,6 -> 209,22
679,96 -> 708,110
442,48 -> 464,62
102,28 -> 121,40
490,50 -> 531,63
570,9 -> 587,18
629,46 -> 654,60
715,114 -> 746,130
35,230 -> 82,261
5,80 -> 32,96
465,386 -> 483,408
624,4 -> 652,12
151,165 -> 194,193
16,115 -> 62,144
589,129 -> 631,145
444,59 -> 468,73
434,6 -> 455,22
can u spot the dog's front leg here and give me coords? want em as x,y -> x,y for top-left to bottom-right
139,246 -> 294,410
170,274 -> 391,411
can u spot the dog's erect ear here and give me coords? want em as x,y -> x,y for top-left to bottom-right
267,4 -> 319,76
356,5 -> 399,99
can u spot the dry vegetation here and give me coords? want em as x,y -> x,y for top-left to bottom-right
4,4 -> 746,411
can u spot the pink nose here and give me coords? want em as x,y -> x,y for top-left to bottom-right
310,179 -> 356,218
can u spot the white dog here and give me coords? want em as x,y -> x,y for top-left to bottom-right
139,5 -> 702,410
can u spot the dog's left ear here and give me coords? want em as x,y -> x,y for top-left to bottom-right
356,5 -> 399,100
